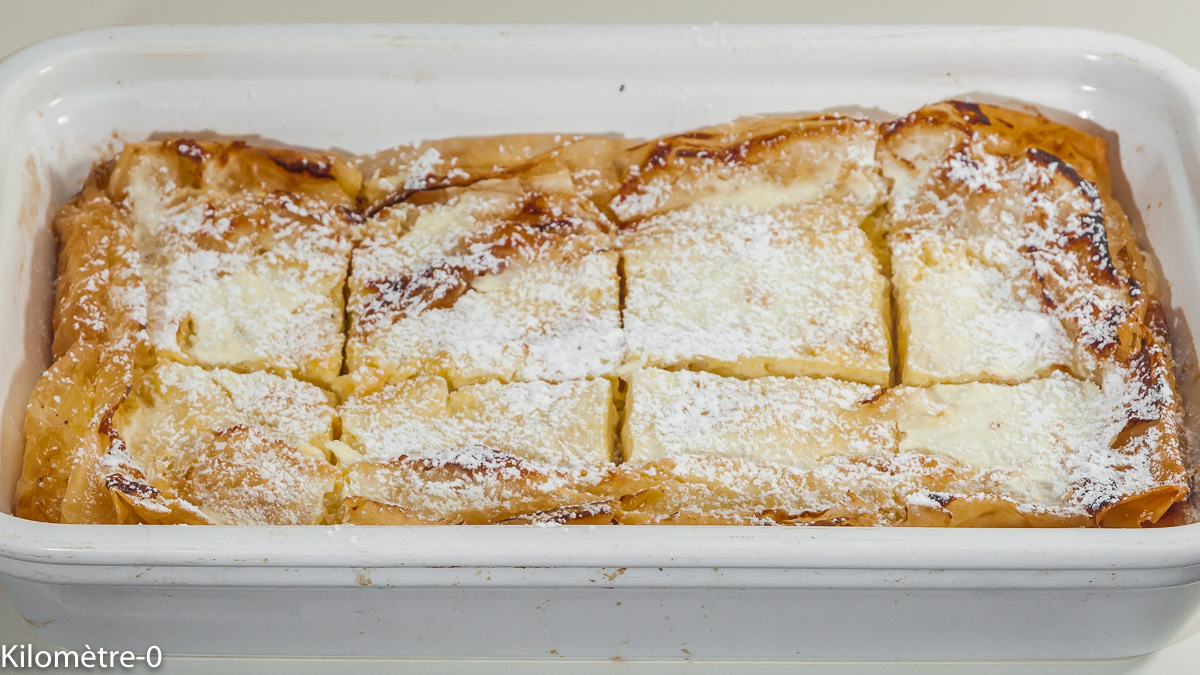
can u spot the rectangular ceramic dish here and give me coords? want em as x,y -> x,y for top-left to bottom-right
3,24 -> 1200,659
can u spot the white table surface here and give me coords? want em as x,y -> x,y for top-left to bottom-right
4,0 -> 1200,671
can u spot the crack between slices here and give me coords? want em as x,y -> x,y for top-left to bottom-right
146,350 -> 344,403
613,252 -> 629,464
337,250 -> 354,382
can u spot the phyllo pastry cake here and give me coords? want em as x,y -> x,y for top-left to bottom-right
615,116 -> 892,384
613,368 -> 964,526
100,362 -> 340,525
340,452 -> 621,526
892,374 -> 1186,527
337,376 -> 620,525
17,100 -> 1191,529
17,139 -> 357,525
104,139 -> 362,387
343,174 -> 624,394
607,103 -> 1187,527
621,368 -> 894,467
620,204 -> 892,383
16,176 -> 149,524
880,101 -> 1157,387
876,101 -> 1187,525
613,368 -> 908,525
338,376 -> 615,467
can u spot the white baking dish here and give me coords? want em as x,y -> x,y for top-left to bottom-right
3,24 -> 1200,660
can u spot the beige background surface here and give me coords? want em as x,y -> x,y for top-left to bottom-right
2,0 -> 1200,69
3,0 -> 1200,671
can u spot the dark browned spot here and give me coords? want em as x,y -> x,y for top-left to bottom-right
927,491 -> 954,507
105,472 -> 161,500
881,113 -> 918,137
1073,476 -> 1122,514
645,142 -> 672,168
1023,148 -> 1120,287
500,501 -> 617,525
949,100 -> 991,125
1027,148 -> 1085,188
858,388 -> 887,406
363,264 -> 475,321
618,128 -> 799,202
364,189 -> 417,218
403,446 -> 542,482
172,139 -> 208,162
1122,339 -> 1170,426
264,150 -> 335,179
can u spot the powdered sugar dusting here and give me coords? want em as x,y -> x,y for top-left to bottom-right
403,147 -> 446,190
116,361 -> 337,478
127,186 -> 353,384
176,426 -> 336,525
887,135 -> 1132,385
340,376 -> 613,472
882,106 -> 1187,518
342,444 -> 619,524
626,369 -> 892,467
348,185 -> 624,387
622,203 -> 890,382
623,452 -> 963,525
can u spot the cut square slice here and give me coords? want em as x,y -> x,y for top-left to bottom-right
892,372 -> 1188,523
879,101 -> 1158,388
621,368 -> 895,467
115,361 -> 339,469
337,375 -> 617,469
890,227 -> 1074,386
105,361 -> 339,525
339,450 -> 618,525
622,203 -> 892,384
891,374 -> 1110,512
335,375 -> 619,524
610,115 -> 886,222
345,178 -> 623,393
105,140 -> 361,386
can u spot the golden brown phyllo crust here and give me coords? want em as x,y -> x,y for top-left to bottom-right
16,103 -> 1191,527
879,101 -> 1186,526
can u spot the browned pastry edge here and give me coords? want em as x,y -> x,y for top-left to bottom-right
359,134 -> 635,218
879,101 -> 1189,524
17,182 -> 147,523
609,113 -> 882,224
16,139 -> 361,524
